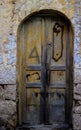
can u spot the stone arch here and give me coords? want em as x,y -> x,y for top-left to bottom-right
17,9 -> 74,31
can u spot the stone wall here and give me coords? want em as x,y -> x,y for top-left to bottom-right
73,0 -> 81,130
0,85 -> 16,130
0,0 -> 81,130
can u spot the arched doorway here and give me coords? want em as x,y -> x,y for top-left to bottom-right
17,10 -> 73,129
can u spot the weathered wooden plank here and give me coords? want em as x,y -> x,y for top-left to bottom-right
50,66 -> 66,70
40,18 -> 47,123
25,65 -> 41,70
26,83 -> 42,88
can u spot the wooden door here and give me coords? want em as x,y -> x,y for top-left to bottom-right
20,15 -> 72,128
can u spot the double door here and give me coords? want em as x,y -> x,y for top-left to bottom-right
22,16 -> 71,127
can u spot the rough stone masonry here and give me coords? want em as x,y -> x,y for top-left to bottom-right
0,0 -> 81,130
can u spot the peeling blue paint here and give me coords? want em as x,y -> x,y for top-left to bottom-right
4,35 -> 16,51
7,51 -> 16,65
0,55 -> 3,64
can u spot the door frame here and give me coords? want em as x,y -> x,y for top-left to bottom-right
17,9 -> 74,128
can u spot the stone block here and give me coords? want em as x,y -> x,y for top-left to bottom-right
73,84 -> 81,108
73,114 -> 81,130
74,84 -> 81,95
74,94 -> 81,101
74,69 -> 81,83
0,100 -> 16,116
0,67 -> 16,84
5,85 -> 16,101
73,106 -> 81,113
0,85 -> 16,101
6,113 -> 17,130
